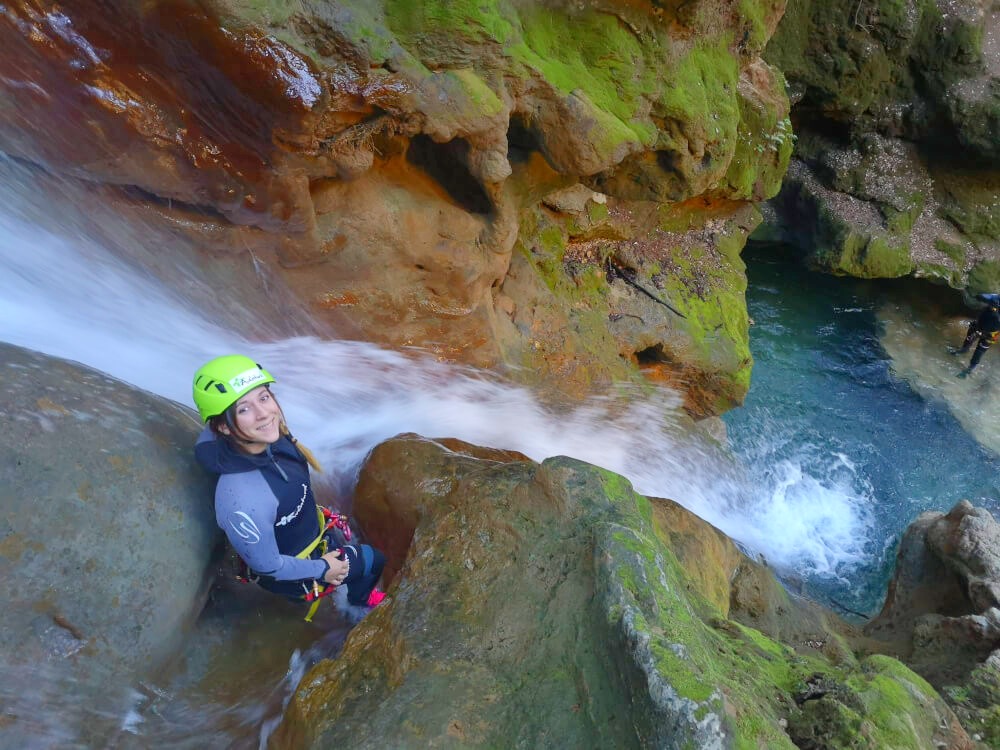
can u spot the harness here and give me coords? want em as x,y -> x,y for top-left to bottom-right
235,505 -> 353,622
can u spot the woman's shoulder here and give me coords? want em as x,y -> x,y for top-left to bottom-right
195,430 -> 265,475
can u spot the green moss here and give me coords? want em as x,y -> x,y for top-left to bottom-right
726,102 -> 794,201
825,656 -> 955,749
643,217 -> 753,405
968,260 -> 1000,296
505,7 -> 660,153
942,684 -> 971,703
914,0 -> 984,82
586,200 -> 610,223
860,234 -> 912,277
983,705 -> 1000,747
736,0 -> 771,52
440,69 -> 504,116
884,193 -> 925,235
656,42 -> 740,150
385,0 -> 515,45
598,470 -> 638,505
940,181 -> 1000,242
934,238 -> 965,265
765,0 -> 919,115
915,262 -> 962,287
864,655 -> 938,699
602,525 -> 806,747
589,465 -> 963,748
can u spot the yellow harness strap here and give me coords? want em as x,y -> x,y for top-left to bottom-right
297,507 -> 330,622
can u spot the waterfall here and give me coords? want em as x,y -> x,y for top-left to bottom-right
0,162 -> 874,587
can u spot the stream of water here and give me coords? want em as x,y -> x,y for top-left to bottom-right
2,165 -> 997,745
725,244 -> 1000,614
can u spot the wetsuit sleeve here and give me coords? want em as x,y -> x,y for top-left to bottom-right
215,471 -> 328,582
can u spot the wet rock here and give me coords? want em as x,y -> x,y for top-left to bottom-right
0,0 -> 793,411
0,343 -> 220,743
273,434 -> 971,749
866,501 -> 1000,741
761,0 -> 1000,294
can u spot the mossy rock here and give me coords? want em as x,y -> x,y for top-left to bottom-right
496,195 -> 756,415
938,169 -> 1000,243
968,260 -> 1000,296
722,64 -> 794,202
276,435 -> 972,748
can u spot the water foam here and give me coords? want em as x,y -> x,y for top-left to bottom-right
0,184 -> 873,584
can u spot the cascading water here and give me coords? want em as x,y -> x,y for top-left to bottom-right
727,246 -> 1000,613
0,186 -> 875,589
8,161 -> 987,745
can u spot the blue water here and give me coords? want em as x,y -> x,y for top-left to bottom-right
725,244 -> 1000,616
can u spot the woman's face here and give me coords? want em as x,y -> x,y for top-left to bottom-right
223,385 -> 282,451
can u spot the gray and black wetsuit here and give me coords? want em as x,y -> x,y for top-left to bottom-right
195,427 -> 384,605
959,304 -> 1000,371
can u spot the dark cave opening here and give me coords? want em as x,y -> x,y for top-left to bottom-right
406,134 -> 492,215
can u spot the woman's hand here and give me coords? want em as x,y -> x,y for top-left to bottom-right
321,551 -> 349,585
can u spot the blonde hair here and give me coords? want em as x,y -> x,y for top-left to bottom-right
280,421 -> 323,473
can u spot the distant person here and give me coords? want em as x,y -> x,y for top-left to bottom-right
192,355 -> 386,620
952,293 -> 1000,378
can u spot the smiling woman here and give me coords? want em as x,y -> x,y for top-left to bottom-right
223,384 -> 284,452
192,355 -> 387,618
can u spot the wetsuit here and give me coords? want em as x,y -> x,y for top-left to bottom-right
194,427 -> 384,605
958,303 -> 1000,372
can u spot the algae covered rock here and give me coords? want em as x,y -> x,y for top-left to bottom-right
273,433 -> 971,748
760,0 -> 1000,295
866,501 -> 1000,747
0,343 -> 220,745
0,0 -> 794,412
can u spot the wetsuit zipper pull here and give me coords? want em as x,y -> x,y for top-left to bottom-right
266,444 -> 289,481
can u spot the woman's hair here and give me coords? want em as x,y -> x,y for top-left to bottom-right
208,387 -> 323,473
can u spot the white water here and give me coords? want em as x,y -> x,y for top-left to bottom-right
0,178 -> 874,583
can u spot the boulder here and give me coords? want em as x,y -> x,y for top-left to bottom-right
0,343 -> 220,744
866,502 -> 1000,677
866,501 -> 1000,742
273,433 -> 970,749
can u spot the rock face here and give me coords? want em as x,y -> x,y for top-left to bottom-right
759,0 -> 1000,295
0,344 -> 220,744
0,0 -> 796,415
272,434 -> 970,749
866,500 -> 1000,743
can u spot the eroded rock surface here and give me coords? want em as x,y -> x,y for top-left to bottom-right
0,0 -> 796,414
759,0 -> 1000,295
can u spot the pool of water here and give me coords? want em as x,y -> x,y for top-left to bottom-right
724,243 -> 1000,616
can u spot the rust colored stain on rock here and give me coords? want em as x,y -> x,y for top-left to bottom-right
315,291 -> 360,308
0,0 -> 321,189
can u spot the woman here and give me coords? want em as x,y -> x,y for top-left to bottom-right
192,354 -> 386,619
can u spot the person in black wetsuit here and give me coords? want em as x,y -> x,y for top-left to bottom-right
953,294 -> 1000,378
192,355 -> 386,618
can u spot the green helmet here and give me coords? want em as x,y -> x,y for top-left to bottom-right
192,355 -> 276,421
